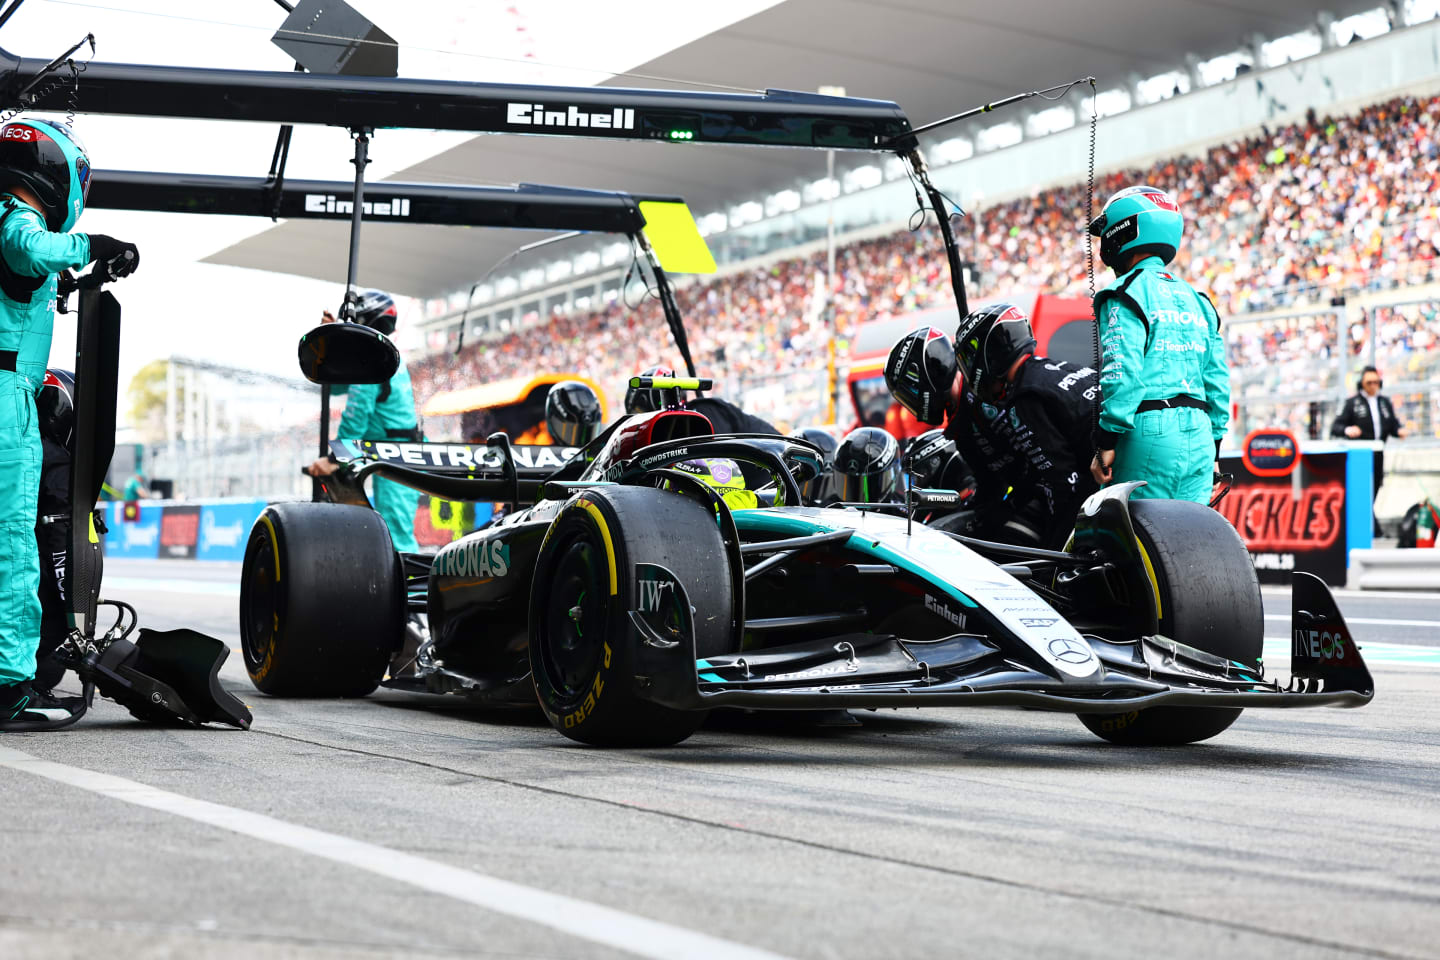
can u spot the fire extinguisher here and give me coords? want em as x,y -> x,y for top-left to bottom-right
1418,500 -> 1438,549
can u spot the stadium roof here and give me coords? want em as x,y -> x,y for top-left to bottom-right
208,0 -> 1381,298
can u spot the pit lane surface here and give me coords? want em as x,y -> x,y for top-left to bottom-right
3,560 -> 1438,959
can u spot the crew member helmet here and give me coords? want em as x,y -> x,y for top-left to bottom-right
624,364 -> 676,414
884,326 -> 958,426
906,429 -> 956,487
833,426 -> 903,504
790,427 -> 839,504
0,118 -> 91,232
954,301 -> 1037,389
545,380 -> 603,446
1087,185 -> 1184,269
353,289 -> 399,335
36,368 -> 75,449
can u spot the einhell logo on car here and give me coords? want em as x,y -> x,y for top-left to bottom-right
924,594 -> 966,630
506,103 -> 636,130
305,195 -> 411,217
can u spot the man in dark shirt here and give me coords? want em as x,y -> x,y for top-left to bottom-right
1331,365 -> 1406,535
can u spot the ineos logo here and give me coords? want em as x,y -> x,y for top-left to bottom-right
1047,637 -> 1094,665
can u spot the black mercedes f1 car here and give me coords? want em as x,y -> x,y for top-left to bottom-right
240,372 -> 1372,748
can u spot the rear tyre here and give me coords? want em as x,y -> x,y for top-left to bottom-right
529,486 -> 734,747
1080,498 -> 1263,746
240,502 -> 404,697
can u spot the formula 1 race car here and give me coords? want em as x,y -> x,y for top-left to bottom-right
241,373 -> 1373,748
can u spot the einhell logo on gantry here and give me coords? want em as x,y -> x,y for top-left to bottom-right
506,103 -> 636,130
305,195 -> 412,217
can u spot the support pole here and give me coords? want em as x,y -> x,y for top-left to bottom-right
315,126 -> 371,500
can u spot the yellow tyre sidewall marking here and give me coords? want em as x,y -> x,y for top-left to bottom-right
577,499 -> 618,596
1135,536 -> 1163,621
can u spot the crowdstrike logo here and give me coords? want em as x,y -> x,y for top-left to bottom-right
506,103 -> 636,130
304,195 -> 411,217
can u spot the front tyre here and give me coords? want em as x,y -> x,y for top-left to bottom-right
240,502 -> 404,697
529,486 -> 734,747
1080,498 -> 1263,746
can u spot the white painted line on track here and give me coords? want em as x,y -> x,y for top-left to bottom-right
0,746 -> 789,960
1263,613 -> 1440,628
102,576 -> 239,597
1262,586 -> 1440,601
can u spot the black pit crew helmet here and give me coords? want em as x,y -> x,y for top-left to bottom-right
353,289 -> 399,335
624,364 -> 676,414
954,301 -> 1037,389
833,426 -> 903,503
546,380 -> 603,446
790,426 -> 839,504
885,326 -> 957,426
37,368 -> 75,450
0,118 -> 90,232
906,428 -> 959,488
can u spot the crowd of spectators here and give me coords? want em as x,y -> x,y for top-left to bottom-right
409,93 -> 1440,434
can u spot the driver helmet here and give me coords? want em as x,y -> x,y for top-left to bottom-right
885,326 -> 958,426
353,289 -> 399,335
545,380 -> 603,446
625,364 -> 676,414
954,301 -> 1037,391
674,457 -> 757,511
790,427 -> 838,504
36,368 -> 75,449
0,118 -> 91,232
1087,185 -> 1184,270
833,426 -> 903,504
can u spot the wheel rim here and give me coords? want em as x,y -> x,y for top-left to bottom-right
242,528 -> 279,665
542,534 -> 610,700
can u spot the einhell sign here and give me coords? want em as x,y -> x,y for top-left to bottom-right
1216,447 -> 1368,586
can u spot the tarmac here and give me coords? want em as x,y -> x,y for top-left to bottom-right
2,559 -> 1438,960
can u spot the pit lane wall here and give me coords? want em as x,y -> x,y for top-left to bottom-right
101,496 -> 498,560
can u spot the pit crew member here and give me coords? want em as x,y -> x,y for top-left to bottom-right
308,290 -> 421,553
546,380 -> 603,446
885,306 -> 1097,548
0,118 -> 140,730
1085,186 -> 1230,502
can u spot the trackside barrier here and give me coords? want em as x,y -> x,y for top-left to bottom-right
1347,549 -> 1440,590
1215,441 -> 1373,588
104,496 -> 496,559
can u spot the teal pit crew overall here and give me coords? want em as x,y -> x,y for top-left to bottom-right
335,362 -> 421,553
1094,256 -> 1230,503
0,196 -> 89,684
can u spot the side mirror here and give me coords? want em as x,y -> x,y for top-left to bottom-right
297,322 -> 400,385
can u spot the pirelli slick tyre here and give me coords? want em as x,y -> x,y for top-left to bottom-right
529,486 -> 734,747
1080,498 -> 1264,746
240,502 -> 404,697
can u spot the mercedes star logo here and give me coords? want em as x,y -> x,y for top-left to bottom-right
1047,637 -> 1094,665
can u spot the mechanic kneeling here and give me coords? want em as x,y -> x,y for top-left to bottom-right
884,304 -> 1098,549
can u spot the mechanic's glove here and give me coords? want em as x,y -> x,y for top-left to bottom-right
86,234 -> 140,278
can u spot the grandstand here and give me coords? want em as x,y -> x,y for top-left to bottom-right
211,4 -> 1440,443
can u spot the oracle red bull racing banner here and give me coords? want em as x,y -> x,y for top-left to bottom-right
1216,442 -> 1374,586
